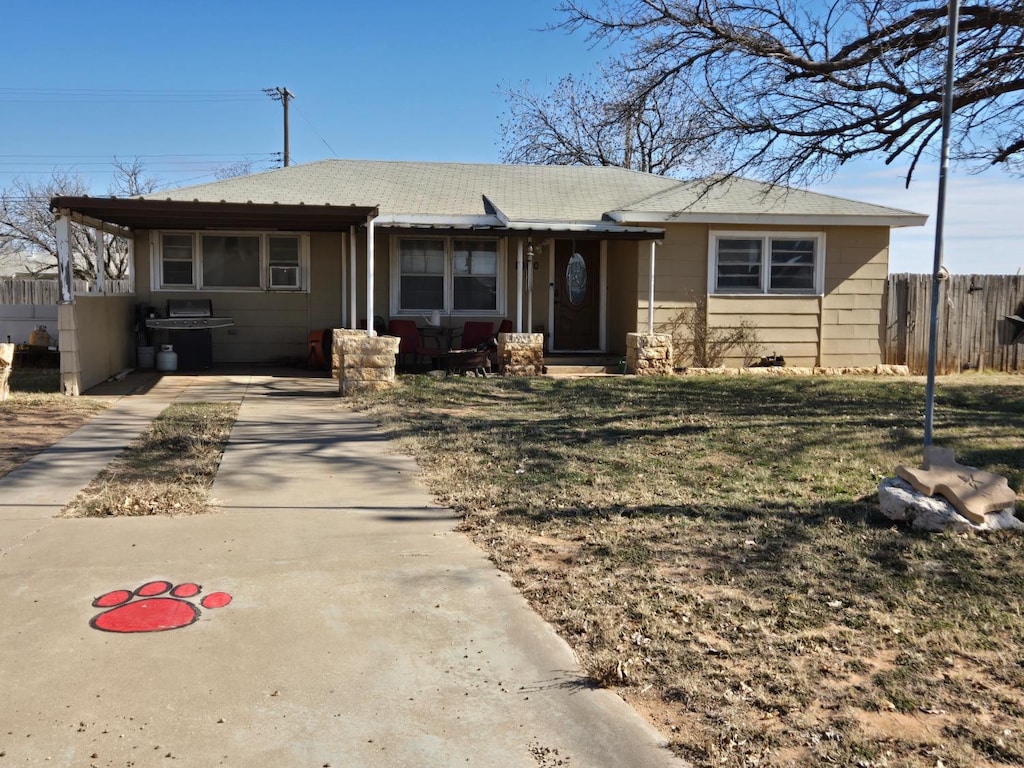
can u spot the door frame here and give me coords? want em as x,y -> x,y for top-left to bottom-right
547,239 -> 607,353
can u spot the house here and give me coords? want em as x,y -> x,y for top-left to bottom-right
49,160 -> 926,393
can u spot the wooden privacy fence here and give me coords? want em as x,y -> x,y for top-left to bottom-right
0,278 -> 131,305
885,273 -> 1024,374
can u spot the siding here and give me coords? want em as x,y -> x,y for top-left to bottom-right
63,295 -> 135,393
820,227 -> 889,367
708,296 -> 821,365
645,223 -> 891,367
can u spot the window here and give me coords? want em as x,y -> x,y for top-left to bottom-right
398,239 -> 445,310
710,232 -> 823,295
392,236 -> 503,315
160,234 -> 194,286
153,231 -> 308,291
202,235 -> 260,288
453,240 -> 497,311
269,236 -> 301,289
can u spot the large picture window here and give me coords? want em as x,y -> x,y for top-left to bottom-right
709,231 -> 823,295
155,231 -> 308,291
393,236 -> 503,315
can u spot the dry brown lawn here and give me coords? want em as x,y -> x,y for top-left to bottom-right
0,369 -> 109,479
62,402 -> 237,518
350,373 -> 1024,768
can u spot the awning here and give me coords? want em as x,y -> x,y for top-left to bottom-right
373,213 -> 664,241
50,196 -> 379,232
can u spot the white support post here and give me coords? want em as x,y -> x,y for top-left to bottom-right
516,239 -> 524,333
349,227 -> 357,329
365,216 -> 375,336
127,238 -> 135,294
527,242 -> 535,336
94,229 -> 105,294
340,231 -> 348,327
599,240 -> 608,352
55,214 -> 74,304
648,240 -> 657,335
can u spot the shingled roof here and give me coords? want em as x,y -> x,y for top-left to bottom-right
140,159 -> 926,228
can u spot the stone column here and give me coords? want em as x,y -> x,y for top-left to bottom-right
498,333 -> 544,376
333,330 -> 400,396
626,333 -> 673,376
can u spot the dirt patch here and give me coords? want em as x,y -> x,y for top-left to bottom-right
0,394 -> 109,479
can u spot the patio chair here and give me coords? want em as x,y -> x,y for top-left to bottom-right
388,319 -> 441,370
456,321 -> 494,351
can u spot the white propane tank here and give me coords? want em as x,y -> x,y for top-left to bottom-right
156,344 -> 178,372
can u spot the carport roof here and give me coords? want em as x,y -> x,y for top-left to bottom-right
49,196 -> 379,232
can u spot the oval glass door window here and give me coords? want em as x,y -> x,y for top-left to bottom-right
566,252 -> 588,306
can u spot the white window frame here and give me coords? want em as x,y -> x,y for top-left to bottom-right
151,230 -> 310,292
389,235 -> 506,317
707,231 -> 825,296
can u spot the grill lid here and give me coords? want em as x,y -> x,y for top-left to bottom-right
167,299 -> 213,318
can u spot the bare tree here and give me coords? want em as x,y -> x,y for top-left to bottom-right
500,69 -> 717,176
214,159 -> 258,180
556,0 -> 1024,186
0,160 -> 160,280
110,156 -> 160,197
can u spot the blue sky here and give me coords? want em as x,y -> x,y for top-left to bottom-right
3,0 -> 1021,275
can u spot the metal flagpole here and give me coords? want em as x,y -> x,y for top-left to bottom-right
923,0 -> 961,447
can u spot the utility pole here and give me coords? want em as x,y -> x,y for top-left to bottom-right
263,87 -> 294,167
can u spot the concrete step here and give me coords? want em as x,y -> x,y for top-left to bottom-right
542,358 -> 624,376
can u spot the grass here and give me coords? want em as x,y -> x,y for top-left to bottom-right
348,373 -> 1024,768
62,401 -> 238,517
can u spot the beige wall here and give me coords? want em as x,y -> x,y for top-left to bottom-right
606,240 -> 639,355
134,230 -> 347,364
62,295 -> 135,393
640,223 -> 891,367
129,220 -> 891,367
819,226 -> 889,367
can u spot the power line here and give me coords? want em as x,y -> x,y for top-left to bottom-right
0,87 -> 263,103
291,102 -> 338,158
0,153 -> 276,159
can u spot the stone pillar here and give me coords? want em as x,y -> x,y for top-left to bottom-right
331,329 -> 367,379
626,333 -> 673,376
333,330 -> 400,396
498,333 -> 544,376
0,343 -> 13,402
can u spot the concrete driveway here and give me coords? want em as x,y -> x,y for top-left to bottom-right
0,370 -> 685,767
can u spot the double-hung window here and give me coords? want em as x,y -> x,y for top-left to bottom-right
155,232 -> 309,291
392,236 -> 503,315
709,231 -> 823,295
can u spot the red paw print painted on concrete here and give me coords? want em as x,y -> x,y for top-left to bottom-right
90,580 -> 232,633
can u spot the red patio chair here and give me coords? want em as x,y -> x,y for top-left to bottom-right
457,321 -> 494,351
388,319 -> 441,370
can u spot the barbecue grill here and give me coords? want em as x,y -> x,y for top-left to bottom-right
145,299 -> 235,330
145,300 -> 234,370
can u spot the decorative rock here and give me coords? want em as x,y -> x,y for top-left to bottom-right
878,477 -> 1023,532
897,446 -> 1018,524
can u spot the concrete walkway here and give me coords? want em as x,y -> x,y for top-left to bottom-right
0,371 -> 684,767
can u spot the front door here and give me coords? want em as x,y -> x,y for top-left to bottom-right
553,240 -> 600,350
